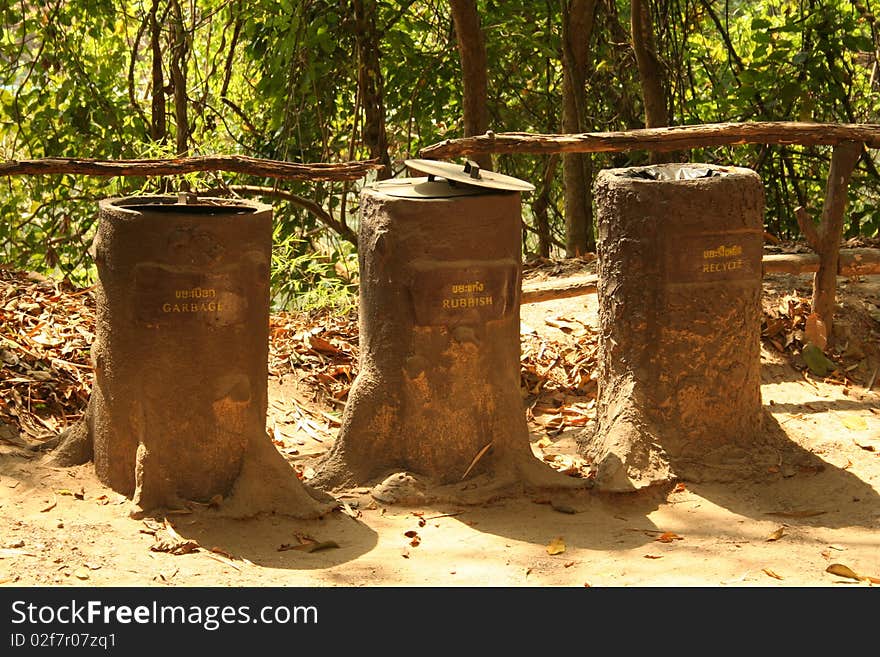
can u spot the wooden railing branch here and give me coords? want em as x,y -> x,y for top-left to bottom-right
419,121 -> 880,159
521,248 -> 880,304
0,156 -> 383,182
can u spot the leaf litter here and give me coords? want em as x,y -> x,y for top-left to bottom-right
2,264 -> 879,586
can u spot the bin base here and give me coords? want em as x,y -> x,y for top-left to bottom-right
318,448 -> 591,507
50,419 -> 336,520
579,409 -> 819,492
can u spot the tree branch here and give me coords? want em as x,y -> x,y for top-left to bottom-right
221,185 -> 358,246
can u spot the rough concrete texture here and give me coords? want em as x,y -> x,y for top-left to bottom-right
581,164 -> 787,491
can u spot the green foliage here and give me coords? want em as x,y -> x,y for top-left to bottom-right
1,0 -> 879,309
271,224 -> 357,314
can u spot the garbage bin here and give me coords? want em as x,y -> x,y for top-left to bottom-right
313,160 -> 573,499
53,194 -> 334,517
580,163 -> 777,491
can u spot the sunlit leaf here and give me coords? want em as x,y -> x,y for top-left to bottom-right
546,536 -> 566,555
767,527 -> 786,541
840,415 -> 868,431
763,568 -> 784,580
826,563 -> 864,581
802,343 -> 836,376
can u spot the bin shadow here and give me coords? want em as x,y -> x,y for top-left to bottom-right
681,418 -> 880,531
166,509 -> 378,571
444,408 -> 879,553
398,478 -> 669,553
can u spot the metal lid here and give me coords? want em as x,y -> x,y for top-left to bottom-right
404,159 -> 535,193
371,178 -> 487,199
616,164 -> 733,181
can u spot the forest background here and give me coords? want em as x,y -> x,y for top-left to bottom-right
2,0 -> 880,309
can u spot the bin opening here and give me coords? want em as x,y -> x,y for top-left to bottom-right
111,197 -> 258,215
622,165 -> 728,181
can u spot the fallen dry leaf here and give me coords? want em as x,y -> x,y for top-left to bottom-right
460,441 -> 493,481
825,563 -> 865,581
534,437 -> 553,450
202,551 -> 243,571
308,334 -> 343,355
767,527 -> 786,542
404,530 -> 421,547
655,532 -> 683,543
151,538 -> 200,555
762,568 -> 784,580
546,536 -> 566,555
840,415 -> 868,431
0,548 -> 37,558
338,501 -> 360,519
544,316 -> 580,333
644,554 -> 664,559
278,539 -> 340,553
673,483 -> 686,493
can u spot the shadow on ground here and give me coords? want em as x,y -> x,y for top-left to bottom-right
169,509 -> 379,571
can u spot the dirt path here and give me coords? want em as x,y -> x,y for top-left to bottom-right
1,273 -> 879,587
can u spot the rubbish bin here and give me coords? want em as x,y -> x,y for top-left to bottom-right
52,194 -> 333,517
580,163 -> 777,491
313,160 -> 573,500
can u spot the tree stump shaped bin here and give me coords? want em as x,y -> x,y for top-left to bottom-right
580,164 -> 782,492
52,196 -> 333,518
313,160 -> 582,503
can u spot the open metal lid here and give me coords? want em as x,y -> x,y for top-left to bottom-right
405,159 -> 535,193
371,178 -> 487,198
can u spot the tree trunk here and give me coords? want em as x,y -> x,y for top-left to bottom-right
50,196 -> 333,519
449,0 -> 492,171
354,0 -> 392,179
531,153 -> 558,258
580,164 -> 787,491
630,0 -> 667,129
169,0 -> 189,158
808,141 -> 861,339
149,0 -> 166,144
561,0 -> 599,256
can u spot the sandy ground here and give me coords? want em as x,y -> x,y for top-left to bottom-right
1,274 -> 879,589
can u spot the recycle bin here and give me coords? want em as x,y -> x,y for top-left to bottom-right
580,163 -> 772,491
314,159 -> 565,497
